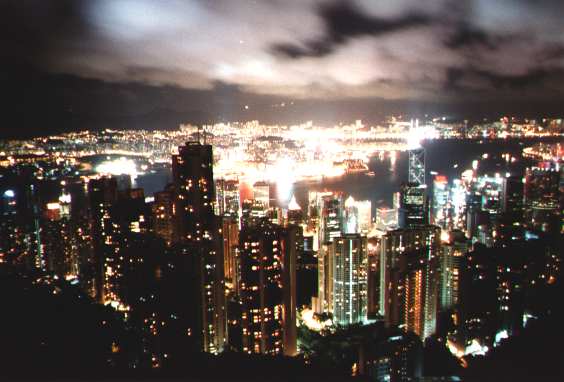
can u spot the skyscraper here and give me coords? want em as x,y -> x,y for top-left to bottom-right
87,176 -> 118,302
523,163 -> 561,233
380,226 -> 441,339
432,175 -> 449,228
331,234 -> 368,325
398,183 -> 428,229
172,141 -> 226,353
153,185 -> 175,245
238,219 -> 297,356
315,192 -> 344,314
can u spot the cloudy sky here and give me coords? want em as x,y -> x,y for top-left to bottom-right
1,0 -> 564,136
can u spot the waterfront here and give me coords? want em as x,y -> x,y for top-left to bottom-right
137,138 -> 559,213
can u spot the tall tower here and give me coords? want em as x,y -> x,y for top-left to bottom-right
238,219 -> 297,356
172,141 -> 226,354
408,149 -> 426,185
380,226 -> 441,340
408,119 -> 426,186
331,234 -> 368,325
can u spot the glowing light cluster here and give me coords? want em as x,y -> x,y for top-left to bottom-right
96,157 -> 139,179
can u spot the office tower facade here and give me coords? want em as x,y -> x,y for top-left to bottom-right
320,192 -> 345,244
238,219 -> 297,356
438,239 -> 466,311
344,196 -> 359,234
398,183 -> 428,229
222,215 -> 239,290
432,175 -> 449,228
153,185 -> 175,245
88,177 -> 119,302
523,163 -> 561,233
215,178 -> 240,218
376,207 -> 398,231
366,238 -> 381,319
331,234 -> 368,325
408,148 -> 426,186
501,175 -> 524,221
252,181 -> 270,208
314,192 -> 344,314
355,200 -> 372,233
287,195 -> 303,226
241,199 -> 267,229
172,142 -> 226,353
380,226 -> 441,339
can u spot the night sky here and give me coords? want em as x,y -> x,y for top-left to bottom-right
2,0 -> 564,137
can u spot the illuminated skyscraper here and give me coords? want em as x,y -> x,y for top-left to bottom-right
432,175 -> 449,228
438,233 -> 468,311
215,178 -> 240,218
408,148 -> 426,186
287,195 -> 303,226
320,192 -> 345,243
87,177 -> 118,302
153,185 -> 175,245
314,192 -> 344,314
501,175 -> 524,221
172,141 -> 226,353
344,196 -> 359,234
331,234 -> 368,325
222,216 -> 239,290
376,207 -> 398,231
523,163 -> 561,233
253,181 -> 270,208
398,183 -> 428,229
238,219 -> 297,356
380,226 -> 441,339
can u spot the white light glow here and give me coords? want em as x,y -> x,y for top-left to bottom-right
96,157 -> 139,179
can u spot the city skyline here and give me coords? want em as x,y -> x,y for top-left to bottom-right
0,1 -> 563,381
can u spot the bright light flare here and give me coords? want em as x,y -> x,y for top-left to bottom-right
96,157 -> 139,179
299,308 -> 332,332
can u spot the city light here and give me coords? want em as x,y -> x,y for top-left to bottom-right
96,157 -> 139,179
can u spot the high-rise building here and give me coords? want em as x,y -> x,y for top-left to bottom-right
398,183 -> 428,229
380,226 -> 441,339
438,234 -> 467,311
172,141 -> 226,353
252,181 -> 270,208
320,192 -> 345,244
376,207 -> 398,231
240,199 -> 267,229
523,163 -> 561,233
153,185 -> 175,245
344,196 -> 359,234
408,147 -> 425,186
432,175 -> 449,228
287,195 -> 303,226
238,219 -> 297,356
222,216 -> 239,290
87,177 -> 118,302
501,175 -> 524,220
366,238 -> 381,319
314,192 -> 344,314
331,234 -> 368,325
215,178 -> 240,218
343,196 -> 372,234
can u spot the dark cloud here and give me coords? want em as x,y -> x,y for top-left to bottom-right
271,1 -> 429,59
445,66 -> 564,93
0,0 -> 90,68
540,45 -> 564,61
445,26 -> 504,50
